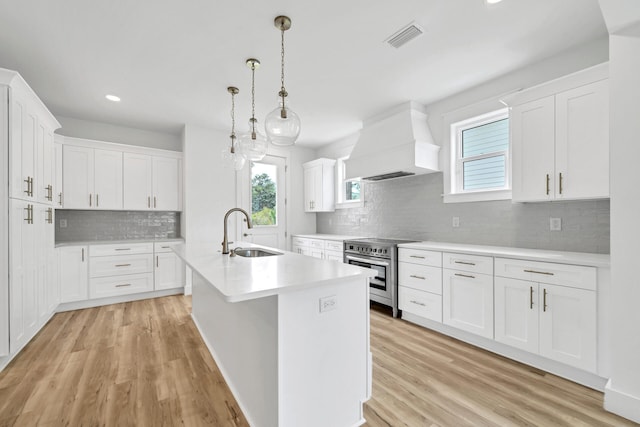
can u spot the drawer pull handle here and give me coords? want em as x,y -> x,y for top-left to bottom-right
410,255 -> 425,259
410,300 -> 426,307
161,246 -> 170,249
115,248 -> 131,251
530,286 -> 534,310
524,269 -> 554,276
115,264 -> 131,267
454,261 -> 476,266
115,283 -> 132,288
455,273 -> 475,279
410,275 -> 425,280
546,173 -> 550,195
543,288 -> 548,312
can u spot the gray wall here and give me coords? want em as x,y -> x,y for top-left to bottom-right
317,173 -> 610,254
55,210 -> 181,243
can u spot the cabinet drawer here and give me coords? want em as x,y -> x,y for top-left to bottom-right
399,248 -> 442,268
292,237 -> 310,247
89,273 -> 153,299
324,240 -> 344,252
154,242 -> 181,253
309,239 -> 325,250
443,252 -> 493,275
399,262 -> 442,294
494,258 -> 596,291
90,242 -> 153,257
399,286 -> 442,322
324,250 -> 344,262
90,254 -> 153,277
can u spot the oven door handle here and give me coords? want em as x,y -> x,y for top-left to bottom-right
345,254 -> 391,267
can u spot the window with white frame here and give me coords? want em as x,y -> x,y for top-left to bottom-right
450,108 -> 510,197
336,157 -> 363,208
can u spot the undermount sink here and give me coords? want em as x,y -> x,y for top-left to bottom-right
233,247 -> 283,258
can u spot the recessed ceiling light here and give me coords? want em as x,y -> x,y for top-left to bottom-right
485,0 -> 503,4
105,94 -> 121,102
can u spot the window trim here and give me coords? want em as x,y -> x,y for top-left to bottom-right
335,156 -> 364,209
448,108 -> 511,202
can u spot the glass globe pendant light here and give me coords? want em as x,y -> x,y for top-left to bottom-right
238,58 -> 268,161
221,86 -> 246,171
264,15 -> 301,146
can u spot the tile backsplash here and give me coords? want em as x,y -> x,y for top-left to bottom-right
55,210 -> 181,243
317,173 -> 610,254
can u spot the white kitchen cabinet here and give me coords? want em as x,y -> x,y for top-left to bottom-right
511,79 -> 609,202
54,139 -> 63,207
34,204 -> 56,325
303,158 -> 336,212
9,92 -> 37,202
442,268 -> 494,339
494,258 -> 597,372
35,122 -> 54,205
155,250 -> 185,290
398,247 -> 444,322
124,153 -> 181,211
89,242 -> 154,299
59,246 -> 89,303
63,146 -> 123,209
292,236 -> 344,261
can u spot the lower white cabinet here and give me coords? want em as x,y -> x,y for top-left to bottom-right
494,258 -> 597,373
154,243 -> 185,290
89,243 -> 153,298
442,268 -> 494,339
59,246 -> 89,302
90,273 -> 153,299
399,286 -> 442,322
291,236 -> 345,262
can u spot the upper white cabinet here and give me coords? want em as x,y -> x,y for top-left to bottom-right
303,158 -> 335,212
510,64 -> 609,202
54,138 -> 63,207
123,153 -> 181,211
63,146 -> 123,209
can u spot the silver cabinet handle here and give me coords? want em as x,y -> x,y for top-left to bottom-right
156,256 -> 159,268
410,255 -> 425,259
24,177 -> 30,195
410,300 -> 426,307
96,194 -> 99,207
161,246 -> 170,249
524,269 -> 554,276
115,283 -> 132,288
546,174 -> 550,195
24,206 -> 31,223
530,286 -> 534,310
115,248 -> 131,251
543,288 -> 548,312
153,196 -> 157,208
115,264 -> 131,267
81,248 -> 85,262
89,193 -> 92,207
454,273 -> 475,279
454,260 -> 476,266
559,172 -> 563,195
46,207 -> 53,224
148,196 -> 151,208
59,192 -> 63,206
410,275 -> 425,280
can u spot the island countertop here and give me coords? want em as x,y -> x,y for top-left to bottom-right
172,242 -> 375,303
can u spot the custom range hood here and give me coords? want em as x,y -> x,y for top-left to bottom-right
345,102 -> 440,181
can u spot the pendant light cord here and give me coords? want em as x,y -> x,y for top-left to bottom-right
280,26 -> 288,119
230,90 -> 236,153
251,62 -> 257,139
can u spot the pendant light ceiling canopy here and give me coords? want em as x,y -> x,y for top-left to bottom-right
265,15 -> 301,147
238,58 -> 268,161
221,86 -> 246,171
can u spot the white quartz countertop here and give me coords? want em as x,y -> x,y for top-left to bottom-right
292,234 -> 367,241
55,237 -> 184,248
399,241 -> 610,268
172,242 -> 375,302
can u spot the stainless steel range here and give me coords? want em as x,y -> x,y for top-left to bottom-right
343,238 -> 417,317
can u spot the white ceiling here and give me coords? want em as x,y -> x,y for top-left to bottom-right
0,0 -> 607,146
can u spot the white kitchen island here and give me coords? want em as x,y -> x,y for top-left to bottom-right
172,243 -> 375,427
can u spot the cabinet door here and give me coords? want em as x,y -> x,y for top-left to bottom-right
442,269 -> 494,339
9,199 -> 38,353
94,149 -> 123,209
303,165 -> 316,212
36,123 -> 54,205
152,156 -> 181,211
59,246 -> 89,303
54,141 -> 63,207
539,284 -> 596,372
10,95 -> 37,201
123,153 -> 153,210
155,252 -> 185,290
45,209 -> 59,313
555,80 -> 609,200
34,204 -> 49,324
511,96 -> 556,202
494,277 -> 539,353
63,145 -> 94,208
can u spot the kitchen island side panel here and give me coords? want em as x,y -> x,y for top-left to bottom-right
191,271 -> 278,427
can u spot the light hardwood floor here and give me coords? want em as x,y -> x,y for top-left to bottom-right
0,296 -> 636,426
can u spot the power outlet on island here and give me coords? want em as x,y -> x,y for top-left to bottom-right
452,217 -> 460,228
60,219 -> 68,228
550,217 -> 562,231
319,295 -> 337,313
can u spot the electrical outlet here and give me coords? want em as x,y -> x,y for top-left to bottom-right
550,217 -> 562,231
60,219 -> 67,228
452,217 -> 460,228
319,295 -> 337,313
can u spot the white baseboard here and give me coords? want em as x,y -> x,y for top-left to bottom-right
604,379 -> 640,423
0,310 -> 56,373
56,287 -> 185,312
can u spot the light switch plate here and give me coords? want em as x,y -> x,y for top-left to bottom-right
550,217 -> 562,231
60,219 -> 67,228
452,217 -> 460,228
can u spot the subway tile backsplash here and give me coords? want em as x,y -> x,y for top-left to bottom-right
317,173 -> 610,254
55,210 -> 181,243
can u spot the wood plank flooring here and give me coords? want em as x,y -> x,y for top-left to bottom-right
0,295 -> 248,427
0,296 -> 636,426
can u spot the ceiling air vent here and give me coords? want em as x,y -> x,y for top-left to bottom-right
385,22 -> 425,48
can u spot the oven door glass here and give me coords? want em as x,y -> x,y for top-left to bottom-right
346,259 -> 387,291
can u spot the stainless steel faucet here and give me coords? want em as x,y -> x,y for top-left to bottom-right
222,208 -> 253,254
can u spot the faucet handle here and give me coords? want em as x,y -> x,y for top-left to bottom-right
229,249 -> 236,257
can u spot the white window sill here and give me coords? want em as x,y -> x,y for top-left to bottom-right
443,189 -> 512,204
335,200 -> 364,210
